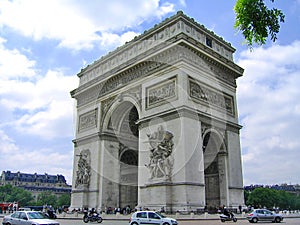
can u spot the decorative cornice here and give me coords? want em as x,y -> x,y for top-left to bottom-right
72,132 -> 100,146
141,181 -> 205,188
74,11 -> 239,88
229,186 -> 244,190
137,105 -> 242,132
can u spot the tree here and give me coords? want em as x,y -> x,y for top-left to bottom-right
246,187 -> 279,208
57,193 -> 71,208
36,192 -> 57,208
245,187 -> 300,210
234,0 -> 285,48
0,184 -> 34,207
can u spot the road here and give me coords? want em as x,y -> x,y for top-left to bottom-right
57,217 -> 300,225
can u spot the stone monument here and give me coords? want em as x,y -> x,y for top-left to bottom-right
70,11 -> 244,213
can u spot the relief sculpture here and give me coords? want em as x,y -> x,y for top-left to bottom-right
145,126 -> 174,180
75,149 -> 91,188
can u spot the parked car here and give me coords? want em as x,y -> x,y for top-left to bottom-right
247,209 -> 283,223
2,211 -> 60,225
129,211 -> 178,225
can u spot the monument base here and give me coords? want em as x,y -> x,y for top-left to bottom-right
139,180 -> 205,213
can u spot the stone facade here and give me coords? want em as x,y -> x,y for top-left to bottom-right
70,11 -> 244,213
0,171 -> 71,200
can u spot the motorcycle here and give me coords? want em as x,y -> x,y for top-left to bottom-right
44,210 -> 57,219
220,212 -> 237,222
83,212 -> 103,223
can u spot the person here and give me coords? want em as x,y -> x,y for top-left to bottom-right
223,206 -> 231,218
89,208 -> 97,216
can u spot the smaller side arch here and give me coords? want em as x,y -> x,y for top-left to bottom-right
202,128 -> 227,211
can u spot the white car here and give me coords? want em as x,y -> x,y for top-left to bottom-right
129,211 -> 178,225
2,211 -> 60,225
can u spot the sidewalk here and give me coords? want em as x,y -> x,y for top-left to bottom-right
56,211 -> 300,221
1,211 -> 299,221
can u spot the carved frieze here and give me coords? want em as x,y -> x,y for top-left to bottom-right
101,96 -> 116,116
146,77 -> 177,109
78,109 -> 98,132
75,45 -> 237,108
76,42 -> 236,109
189,79 -> 235,116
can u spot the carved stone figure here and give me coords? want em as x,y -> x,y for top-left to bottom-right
75,149 -> 91,188
145,126 -> 174,179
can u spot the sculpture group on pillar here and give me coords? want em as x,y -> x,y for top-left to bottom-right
145,126 -> 174,180
75,149 -> 91,188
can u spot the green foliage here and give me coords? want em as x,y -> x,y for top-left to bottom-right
36,192 -> 57,207
35,192 -> 70,208
245,187 -> 300,209
234,0 -> 285,47
0,184 -> 71,209
0,184 -> 34,206
57,193 -> 71,207
247,188 -> 278,208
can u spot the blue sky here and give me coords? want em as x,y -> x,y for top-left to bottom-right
0,0 -> 299,186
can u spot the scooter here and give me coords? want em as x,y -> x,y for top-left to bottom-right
220,212 -> 237,222
83,212 -> 103,223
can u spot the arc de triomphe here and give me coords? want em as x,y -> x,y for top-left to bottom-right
70,11 -> 244,212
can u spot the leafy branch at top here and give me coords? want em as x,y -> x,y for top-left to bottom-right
234,0 -> 285,48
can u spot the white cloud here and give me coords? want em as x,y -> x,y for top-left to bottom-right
0,0 -> 175,51
0,129 -> 19,154
1,70 -> 78,139
0,38 -> 36,80
0,140 -> 73,184
237,41 -> 300,185
0,38 -> 78,139
99,31 -> 139,50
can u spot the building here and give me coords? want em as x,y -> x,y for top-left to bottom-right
70,11 -> 244,212
0,171 -> 71,199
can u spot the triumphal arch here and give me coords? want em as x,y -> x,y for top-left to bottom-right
70,11 -> 244,212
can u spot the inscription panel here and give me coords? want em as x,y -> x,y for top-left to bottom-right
146,77 -> 177,109
78,109 -> 98,132
189,79 -> 234,116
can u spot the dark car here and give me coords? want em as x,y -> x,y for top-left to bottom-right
2,211 -> 60,225
247,209 -> 283,223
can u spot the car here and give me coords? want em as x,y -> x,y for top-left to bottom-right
18,208 -> 31,211
247,209 -> 283,223
2,210 -> 60,225
129,211 -> 178,225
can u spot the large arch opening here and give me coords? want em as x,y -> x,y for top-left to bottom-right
108,101 -> 139,210
203,131 -> 223,211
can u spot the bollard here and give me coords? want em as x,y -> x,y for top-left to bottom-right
190,212 -> 194,218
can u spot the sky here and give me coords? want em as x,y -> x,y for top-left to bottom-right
0,0 -> 299,186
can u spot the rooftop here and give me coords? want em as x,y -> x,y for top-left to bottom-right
1,170 -> 67,184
